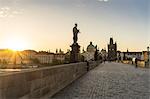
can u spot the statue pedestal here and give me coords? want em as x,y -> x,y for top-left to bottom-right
70,43 -> 80,63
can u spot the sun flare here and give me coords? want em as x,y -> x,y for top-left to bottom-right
5,38 -> 28,51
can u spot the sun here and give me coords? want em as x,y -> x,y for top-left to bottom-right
5,38 -> 28,51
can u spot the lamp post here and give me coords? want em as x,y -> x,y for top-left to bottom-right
147,46 -> 149,67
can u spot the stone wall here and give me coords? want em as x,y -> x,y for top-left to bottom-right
0,61 -> 100,99
88,61 -> 102,70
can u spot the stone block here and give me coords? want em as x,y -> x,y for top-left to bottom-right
29,89 -> 41,98
4,84 -> 29,99
30,79 -> 42,91
25,71 -> 42,81
41,86 -> 50,96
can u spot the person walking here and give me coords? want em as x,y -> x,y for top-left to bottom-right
86,61 -> 89,71
103,55 -> 106,64
135,58 -> 138,68
103,59 -> 105,64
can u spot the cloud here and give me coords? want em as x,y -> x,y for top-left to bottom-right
0,6 -> 23,18
98,0 -> 109,2
0,0 -> 24,18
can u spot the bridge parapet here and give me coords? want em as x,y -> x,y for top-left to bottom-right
0,61 -> 101,99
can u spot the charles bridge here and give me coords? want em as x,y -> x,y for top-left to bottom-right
0,24 -> 149,99
0,61 -> 150,99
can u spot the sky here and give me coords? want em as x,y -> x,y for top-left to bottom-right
0,0 -> 149,52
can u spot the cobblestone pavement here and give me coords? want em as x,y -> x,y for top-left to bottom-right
51,62 -> 150,99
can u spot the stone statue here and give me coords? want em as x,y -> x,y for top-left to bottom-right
73,23 -> 80,44
70,23 -> 81,63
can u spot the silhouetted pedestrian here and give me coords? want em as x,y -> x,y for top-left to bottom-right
86,61 -> 89,71
135,58 -> 138,68
103,59 -> 105,64
103,58 -> 106,64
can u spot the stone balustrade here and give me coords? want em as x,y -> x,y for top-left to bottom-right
0,61 -> 101,99
88,60 -> 102,70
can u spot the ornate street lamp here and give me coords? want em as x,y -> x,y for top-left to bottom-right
147,46 -> 149,67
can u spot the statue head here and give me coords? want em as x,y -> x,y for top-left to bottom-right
90,42 -> 92,45
75,23 -> 77,27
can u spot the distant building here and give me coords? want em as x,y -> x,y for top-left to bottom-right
120,49 -> 144,61
82,42 -> 96,61
35,51 -> 54,64
87,42 -> 96,52
0,49 -> 66,66
35,50 -> 66,64
108,38 -> 117,61
123,52 -> 142,60
117,49 -> 146,61
54,48 -> 65,62
101,48 -> 107,60
54,53 -> 65,62
21,50 -> 37,59
21,50 -> 37,64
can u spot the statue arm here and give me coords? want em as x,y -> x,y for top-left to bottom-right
77,29 -> 80,33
